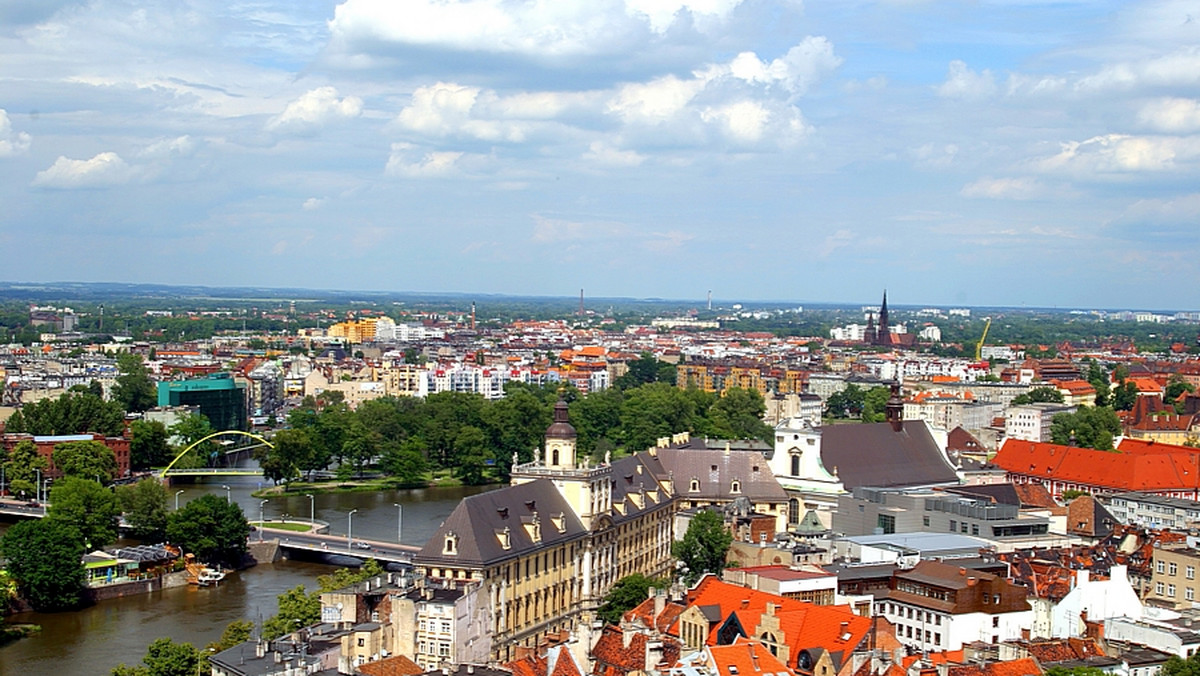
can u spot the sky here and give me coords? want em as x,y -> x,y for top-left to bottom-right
2,1 -> 1200,310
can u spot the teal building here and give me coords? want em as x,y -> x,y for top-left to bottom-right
157,374 -> 248,431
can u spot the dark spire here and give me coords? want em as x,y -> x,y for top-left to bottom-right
545,398 -> 577,439
877,290 -> 890,345
886,380 -> 904,432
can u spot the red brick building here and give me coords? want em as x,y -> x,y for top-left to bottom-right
1,432 -> 131,480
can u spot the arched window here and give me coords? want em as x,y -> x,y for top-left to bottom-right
552,448 -> 559,465
791,453 -> 801,476
731,480 -> 741,494
789,498 -> 800,524
689,478 -> 700,492
760,633 -> 779,656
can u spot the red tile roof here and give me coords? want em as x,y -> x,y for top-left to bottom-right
943,658 -> 1041,676
992,439 -> 1200,493
357,654 -> 424,676
708,637 -> 794,676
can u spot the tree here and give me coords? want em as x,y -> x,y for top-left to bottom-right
451,425 -> 491,485
860,385 -> 891,423
130,420 -> 172,471
166,494 -> 250,568
1045,667 -> 1111,676
1050,406 -> 1123,450
4,390 -> 125,436
256,428 -> 309,485
47,476 -> 121,550
200,620 -> 254,672
169,413 -> 217,466
672,509 -> 732,585
706,388 -> 772,442
1167,377 -> 1195,413
0,519 -> 85,611
1085,360 -> 1111,407
1011,386 -> 1065,406
112,636 -> 201,676
112,353 -> 157,413
598,573 -> 668,624
615,353 -> 676,390
52,440 -> 118,483
381,437 -> 429,485
117,478 -> 170,541
3,439 -> 48,490
826,384 -> 866,419
1162,654 -> 1200,676
261,585 -> 321,640
620,383 -> 702,452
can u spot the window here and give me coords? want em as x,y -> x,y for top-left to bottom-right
950,520 -> 957,532
358,638 -> 365,647
877,514 -> 896,534
971,524 -> 980,536
731,480 -> 741,494
1188,566 -> 1195,580
923,516 -> 930,527
1156,582 -> 1166,595
789,498 -> 800,525
961,522 -> 968,533
992,617 -> 999,628
934,633 -> 941,645
1169,584 -> 1177,597
1188,588 -> 1195,601
689,478 -> 700,492
1158,560 -> 1166,574
1171,563 -> 1179,576
791,455 -> 801,476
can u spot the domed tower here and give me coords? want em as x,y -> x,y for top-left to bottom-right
886,380 -> 904,432
545,398 -> 578,470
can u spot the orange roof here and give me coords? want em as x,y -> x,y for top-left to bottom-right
708,637 -> 792,676
943,658 -> 1041,676
578,346 -> 606,357
678,576 -> 870,659
1129,378 -> 1164,394
993,438 -> 1200,492
357,654 -> 423,676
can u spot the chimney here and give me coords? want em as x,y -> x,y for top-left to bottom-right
654,587 -> 665,619
967,577 -> 977,586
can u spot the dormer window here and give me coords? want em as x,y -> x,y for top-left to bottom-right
497,526 -> 512,550
731,480 -> 741,494
551,512 -> 566,533
689,478 -> 700,493
443,531 -> 459,556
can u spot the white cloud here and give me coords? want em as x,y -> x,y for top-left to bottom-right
1076,46 -> 1200,92
32,152 -> 138,188
817,229 -> 854,258
385,142 -> 466,177
268,87 -> 363,132
1138,98 -> 1200,133
0,109 -> 32,156
137,135 -> 195,159
701,100 -> 771,142
1109,193 -> 1200,241
583,141 -> 645,166
396,82 -> 527,142
960,176 -> 1051,200
302,197 -> 324,211
644,229 -> 693,252
329,0 -> 745,58
727,37 -> 842,95
607,74 -> 705,124
937,60 -> 997,99
1038,134 -> 1200,174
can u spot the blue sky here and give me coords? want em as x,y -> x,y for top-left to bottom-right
3,0 -> 1200,310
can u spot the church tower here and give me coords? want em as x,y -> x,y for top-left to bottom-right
510,398 -> 613,528
876,290 -> 890,345
545,398 -> 578,469
886,380 -> 904,431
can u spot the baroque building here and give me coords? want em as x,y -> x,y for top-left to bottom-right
413,399 -> 676,662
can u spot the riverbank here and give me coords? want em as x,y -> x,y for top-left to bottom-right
250,474 -> 499,498
0,623 -> 39,647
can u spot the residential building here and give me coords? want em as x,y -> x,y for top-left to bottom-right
1104,492 -> 1200,530
1004,403 -> 1076,443
1,432 -> 131,480
875,560 -> 1032,651
1148,545 -> 1200,609
992,438 -> 1200,499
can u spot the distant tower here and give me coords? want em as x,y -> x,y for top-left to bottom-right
578,288 -> 585,316
886,380 -> 904,431
876,290 -> 890,346
470,302 -> 476,331
707,290 -> 712,311
98,304 -> 104,332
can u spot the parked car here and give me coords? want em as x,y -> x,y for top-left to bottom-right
353,541 -> 371,550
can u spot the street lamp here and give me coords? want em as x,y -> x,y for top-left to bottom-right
221,485 -> 231,503
42,479 -> 51,505
305,493 -> 315,527
347,509 -> 358,551
394,503 -> 403,544
259,500 -> 268,541
175,489 -> 185,511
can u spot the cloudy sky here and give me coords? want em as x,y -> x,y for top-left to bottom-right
2,1 -> 1199,309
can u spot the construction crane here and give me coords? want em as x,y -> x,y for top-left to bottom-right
975,317 -> 992,361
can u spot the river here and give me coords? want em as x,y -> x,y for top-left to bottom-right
0,477 -> 496,675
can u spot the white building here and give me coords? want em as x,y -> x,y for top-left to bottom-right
1004,403 -> 1077,442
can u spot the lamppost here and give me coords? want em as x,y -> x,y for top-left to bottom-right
42,478 -> 51,505
1,465 -> 6,498
259,500 -> 268,541
305,493 -> 315,527
221,485 -> 231,503
175,489 -> 185,511
347,509 -> 358,551
35,468 -> 40,503
394,503 -> 403,544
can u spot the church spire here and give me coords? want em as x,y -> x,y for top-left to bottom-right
876,289 -> 890,346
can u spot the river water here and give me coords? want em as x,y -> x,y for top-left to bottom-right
0,477 -> 495,675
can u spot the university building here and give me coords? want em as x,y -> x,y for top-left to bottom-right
413,399 -> 676,662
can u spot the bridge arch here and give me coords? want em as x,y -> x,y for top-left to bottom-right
159,430 -> 274,478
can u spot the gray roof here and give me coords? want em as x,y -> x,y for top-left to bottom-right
415,478 -> 588,568
654,447 -> 787,502
820,421 -> 959,489
610,454 -> 674,523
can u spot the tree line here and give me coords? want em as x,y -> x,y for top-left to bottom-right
257,360 -> 773,488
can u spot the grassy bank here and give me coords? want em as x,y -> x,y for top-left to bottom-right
249,470 -> 496,498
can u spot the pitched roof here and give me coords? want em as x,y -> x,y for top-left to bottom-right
708,637 -> 793,676
415,479 -> 588,568
942,658 -> 1041,676
358,654 -> 424,676
654,448 -> 787,502
820,421 -> 959,489
993,439 -> 1200,493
